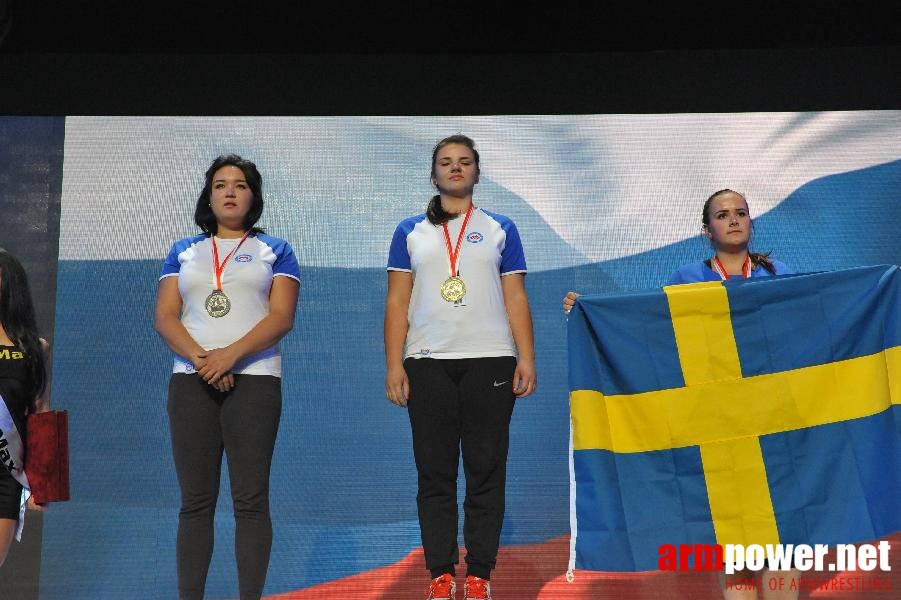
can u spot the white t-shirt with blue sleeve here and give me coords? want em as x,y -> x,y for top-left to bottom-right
159,232 -> 301,376
387,207 -> 526,360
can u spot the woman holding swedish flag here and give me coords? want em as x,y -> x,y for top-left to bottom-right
563,189 -> 792,312
564,188 -> 798,599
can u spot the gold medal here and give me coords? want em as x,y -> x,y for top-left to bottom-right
440,276 -> 466,303
205,290 -> 231,318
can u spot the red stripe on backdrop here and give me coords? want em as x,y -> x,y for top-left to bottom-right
265,533 -> 900,599
264,536 -> 571,599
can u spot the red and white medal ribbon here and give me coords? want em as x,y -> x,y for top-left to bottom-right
711,255 -> 752,280
441,204 -> 474,279
211,230 -> 252,292
206,230 -> 252,318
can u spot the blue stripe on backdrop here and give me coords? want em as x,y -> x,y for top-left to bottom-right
755,159 -> 901,272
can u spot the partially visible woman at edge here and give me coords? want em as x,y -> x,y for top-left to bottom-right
563,189 -> 799,600
562,188 -> 792,313
0,249 -> 51,567
153,155 -> 300,600
385,134 -> 537,600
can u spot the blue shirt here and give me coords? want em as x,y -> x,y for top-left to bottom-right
666,259 -> 793,285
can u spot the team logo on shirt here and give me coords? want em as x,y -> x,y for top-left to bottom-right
234,254 -> 253,263
466,232 -> 484,243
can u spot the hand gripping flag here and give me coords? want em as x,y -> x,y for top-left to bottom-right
567,265 -> 901,572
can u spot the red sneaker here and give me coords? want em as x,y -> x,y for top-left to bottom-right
426,573 -> 456,600
463,575 -> 492,600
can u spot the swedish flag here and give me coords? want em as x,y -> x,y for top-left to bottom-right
567,265 -> 901,572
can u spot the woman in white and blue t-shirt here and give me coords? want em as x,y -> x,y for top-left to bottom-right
154,155 -> 300,600
384,135 -> 537,600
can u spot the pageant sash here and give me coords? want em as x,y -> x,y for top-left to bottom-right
0,392 -> 31,541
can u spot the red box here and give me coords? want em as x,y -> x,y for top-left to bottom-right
25,410 -> 70,503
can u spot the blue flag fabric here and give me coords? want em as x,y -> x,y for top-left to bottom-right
567,265 -> 901,572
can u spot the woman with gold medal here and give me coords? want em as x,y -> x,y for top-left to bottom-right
385,135 -> 537,600
153,155 -> 300,600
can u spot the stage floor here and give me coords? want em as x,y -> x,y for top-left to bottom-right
267,532 -> 901,600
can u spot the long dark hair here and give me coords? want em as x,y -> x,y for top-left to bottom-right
702,188 -> 776,274
426,134 -> 481,225
0,249 -> 46,405
194,154 -> 265,236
